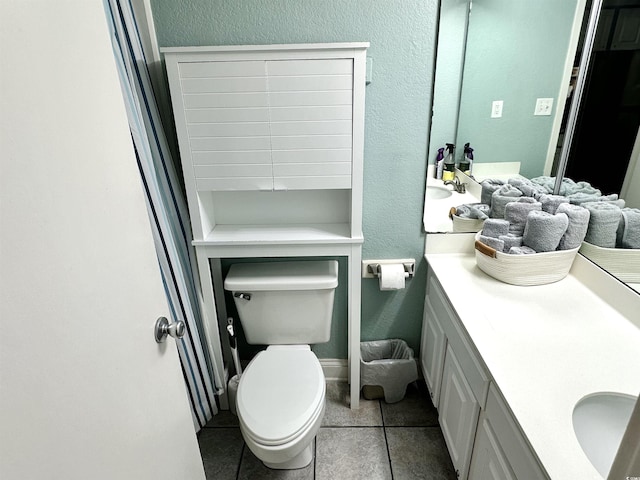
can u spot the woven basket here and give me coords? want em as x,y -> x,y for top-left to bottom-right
474,232 -> 580,286
449,208 -> 485,233
579,241 -> 640,283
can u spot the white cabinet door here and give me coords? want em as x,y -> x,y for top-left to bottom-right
0,3 -> 205,479
421,298 -> 447,406
439,344 -> 481,480
468,416 -> 516,480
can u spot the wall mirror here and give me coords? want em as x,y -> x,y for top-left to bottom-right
426,0 -> 640,291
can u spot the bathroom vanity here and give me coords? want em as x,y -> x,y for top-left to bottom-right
421,234 -> 640,479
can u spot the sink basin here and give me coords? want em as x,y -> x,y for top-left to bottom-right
426,186 -> 452,200
572,392 -> 637,477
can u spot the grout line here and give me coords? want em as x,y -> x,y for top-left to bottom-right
235,443 -> 244,480
313,437 -> 317,479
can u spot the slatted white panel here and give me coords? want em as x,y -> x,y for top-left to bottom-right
192,151 -> 271,166
270,120 -> 351,136
267,59 -> 353,76
266,58 -> 353,190
190,136 -> 271,151
186,108 -> 270,123
181,60 -> 271,189
269,106 -> 351,121
272,149 -> 351,163
179,57 -> 354,191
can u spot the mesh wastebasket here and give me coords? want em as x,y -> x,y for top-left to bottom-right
360,339 -> 418,403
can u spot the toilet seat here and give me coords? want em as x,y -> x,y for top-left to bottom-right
237,345 -> 325,446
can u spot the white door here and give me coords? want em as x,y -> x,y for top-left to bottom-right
0,2 -> 205,479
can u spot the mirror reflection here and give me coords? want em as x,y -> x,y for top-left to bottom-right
426,0 -> 640,291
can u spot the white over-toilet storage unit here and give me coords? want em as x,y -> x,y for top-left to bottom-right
162,43 -> 368,408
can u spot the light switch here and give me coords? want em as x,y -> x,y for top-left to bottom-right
491,100 -> 503,118
534,98 -> 554,116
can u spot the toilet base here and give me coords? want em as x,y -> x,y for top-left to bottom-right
263,442 -> 313,470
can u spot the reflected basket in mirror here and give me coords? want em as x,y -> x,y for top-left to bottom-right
449,207 -> 485,233
579,242 -> 640,283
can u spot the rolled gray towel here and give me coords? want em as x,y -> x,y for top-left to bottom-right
568,192 -> 602,205
616,208 -> 640,249
456,203 -> 490,220
530,176 -> 576,195
605,198 -> 626,209
507,177 -> 547,197
490,184 -> 523,218
481,179 -> 505,206
568,181 -> 600,196
479,234 -> 505,252
505,199 -> 542,236
530,176 -> 555,193
499,234 -> 523,253
583,202 -> 622,248
556,203 -> 590,250
539,194 -> 570,214
523,210 -> 569,252
509,245 -> 537,255
482,218 -> 510,238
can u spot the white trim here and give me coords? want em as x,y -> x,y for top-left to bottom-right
320,358 -> 349,382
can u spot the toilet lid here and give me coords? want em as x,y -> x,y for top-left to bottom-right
237,346 -> 325,445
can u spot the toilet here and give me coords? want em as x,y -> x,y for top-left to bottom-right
223,260 -> 338,470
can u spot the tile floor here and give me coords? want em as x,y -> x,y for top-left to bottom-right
197,380 -> 457,480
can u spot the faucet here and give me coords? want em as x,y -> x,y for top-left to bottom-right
444,175 -> 466,193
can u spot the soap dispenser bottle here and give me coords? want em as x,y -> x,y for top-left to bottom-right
442,143 -> 456,181
434,147 -> 445,179
459,143 -> 473,175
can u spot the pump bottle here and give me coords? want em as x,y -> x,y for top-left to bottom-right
442,143 -> 456,182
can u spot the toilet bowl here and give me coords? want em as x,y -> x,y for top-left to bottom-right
237,345 -> 325,469
224,260 -> 338,470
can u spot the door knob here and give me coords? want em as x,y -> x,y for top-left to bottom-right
154,316 -> 185,343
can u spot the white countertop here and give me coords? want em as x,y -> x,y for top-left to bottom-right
425,242 -> 640,480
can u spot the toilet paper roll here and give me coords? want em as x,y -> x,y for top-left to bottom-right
378,264 -> 408,291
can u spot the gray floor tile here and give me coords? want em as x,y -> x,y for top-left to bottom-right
237,440 -> 315,480
380,380 -> 439,427
203,409 -> 240,427
322,381 -> 383,427
386,427 -> 457,480
198,427 -> 244,480
315,427 -> 392,480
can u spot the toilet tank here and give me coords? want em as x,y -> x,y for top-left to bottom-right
224,260 -> 338,345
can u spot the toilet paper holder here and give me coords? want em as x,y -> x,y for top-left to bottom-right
362,259 -> 415,279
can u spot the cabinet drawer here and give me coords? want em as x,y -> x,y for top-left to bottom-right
427,273 -> 490,408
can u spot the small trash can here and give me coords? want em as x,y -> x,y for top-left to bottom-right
360,339 -> 418,403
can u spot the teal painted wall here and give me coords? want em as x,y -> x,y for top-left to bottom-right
457,0 -> 580,178
150,0 -> 438,358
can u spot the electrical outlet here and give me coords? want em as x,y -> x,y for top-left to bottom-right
491,100 -> 503,118
534,98 -> 554,116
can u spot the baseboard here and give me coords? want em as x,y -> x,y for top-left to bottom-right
319,358 -> 348,381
